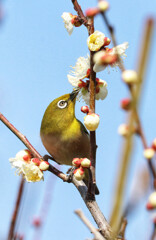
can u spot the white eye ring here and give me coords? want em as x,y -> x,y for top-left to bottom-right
57,100 -> 68,109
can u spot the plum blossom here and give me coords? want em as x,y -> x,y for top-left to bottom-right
67,56 -> 108,105
93,42 -> 129,72
87,31 -> 105,51
61,12 -> 74,35
9,150 -> 44,182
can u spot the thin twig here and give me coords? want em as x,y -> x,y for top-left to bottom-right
0,112 -> 68,181
109,18 -> 154,232
75,209 -> 105,240
8,178 -> 25,240
71,0 -> 97,197
118,218 -> 127,240
71,0 -> 88,26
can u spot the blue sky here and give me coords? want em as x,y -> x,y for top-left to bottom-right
0,0 -> 156,239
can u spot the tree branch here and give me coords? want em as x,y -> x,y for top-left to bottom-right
0,112 -> 68,181
75,209 -> 105,240
72,178 -> 116,240
8,178 -> 25,240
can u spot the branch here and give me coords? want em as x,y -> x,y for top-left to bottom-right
0,111 -> 115,239
0,112 -> 68,181
71,0 -> 97,197
75,209 -> 105,240
72,178 -> 116,240
71,0 -> 88,26
8,178 -> 25,240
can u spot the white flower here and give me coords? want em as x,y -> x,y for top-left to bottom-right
87,31 -> 105,51
93,42 -> 129,72
9,149 -> 32,175
96,79 -> 108,100
67,56 -> 90,87
9,150 -> 43,182
61,12 -> 74,35
84,113 -> 100,131
22,162 -> 43,182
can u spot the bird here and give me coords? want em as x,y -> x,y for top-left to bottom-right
40,89 -> 99,194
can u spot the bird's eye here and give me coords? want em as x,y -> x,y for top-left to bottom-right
57,100 -> 68,109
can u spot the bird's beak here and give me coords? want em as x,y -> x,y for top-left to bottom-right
69,88 -> 80,101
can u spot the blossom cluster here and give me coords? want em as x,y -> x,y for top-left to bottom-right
9,150 -> 49,182
72,158 -> 91,181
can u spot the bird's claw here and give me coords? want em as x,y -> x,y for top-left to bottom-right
66,166 -> 75,183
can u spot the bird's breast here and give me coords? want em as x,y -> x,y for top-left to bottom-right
40,130 -> 90,166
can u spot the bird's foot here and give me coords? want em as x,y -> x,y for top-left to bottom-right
43,155 -> 61,165
66,166 -> 75,183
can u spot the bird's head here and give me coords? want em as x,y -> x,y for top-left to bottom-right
40,89 -> 79,134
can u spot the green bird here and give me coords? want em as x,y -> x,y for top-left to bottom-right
40,90 -> 90,165
40,90 -> 99,194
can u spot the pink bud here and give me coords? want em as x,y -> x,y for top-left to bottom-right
74,167 -> 85,181
152,139 -> 156,151
31,158 -> 41,166
72,158 -> 82,167
32,217 -> 42,227
71,15 -> 82,27
81,106 -> 89,114
16,149 -> 32,162
85,7 -> 100,17
39,161 -> 49,171
146,202 -> 154,210
103,37 -> 111,46
120,98 -> 131,111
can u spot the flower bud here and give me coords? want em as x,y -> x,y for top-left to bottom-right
39,161 -> 49,171
146,192 -> 156,210
71,15 -> 82,27
118,124 -> 129,137
122,70 -> 138,84
152,139 -> 156,151
72,158 -> 82,167
120,98 -> 131,111
81,158 -> 91,168
103,37 -> 111,46
16,149 -> 32,162
84,113 -> 100,131
85,7 -> 99,17
81,106 -> 89,114
32,217 -> 42,227
143,148 -> 155,159
74,167 -> 85,181
31,158 -> 41,166
98,0 -> 109,11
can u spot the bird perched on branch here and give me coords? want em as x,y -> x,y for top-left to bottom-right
40,89 -> 99,194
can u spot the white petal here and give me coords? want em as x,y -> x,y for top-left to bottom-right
67,75 -> 80,87
61,12 -> 73,35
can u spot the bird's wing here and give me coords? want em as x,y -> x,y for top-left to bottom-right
77,119 -> 89,136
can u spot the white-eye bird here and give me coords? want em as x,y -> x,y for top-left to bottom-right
40,90 -> 90,166
40,90 -> 99,194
